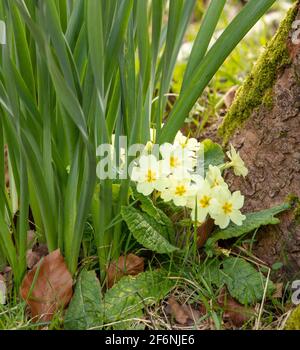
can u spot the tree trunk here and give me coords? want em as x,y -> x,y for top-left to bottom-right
218,2 -> 300,280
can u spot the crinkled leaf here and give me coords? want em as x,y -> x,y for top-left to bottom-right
205,203 -> 290,254
202,259 -> 224,287
121,206 -> 178,254
104,270 -> 175,329
64,269 -> 103,330
132,189 -> 175,243
222,257 -> 275,305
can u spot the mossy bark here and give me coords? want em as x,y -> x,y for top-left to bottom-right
219,2 -> 300,280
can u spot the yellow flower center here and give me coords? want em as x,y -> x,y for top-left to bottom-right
175,185 -> 187,196
222,202 -> 233,214
170,155 -> 179,168
199,195 -> 211,208
211,179 -> 219,188
146,169 -> 156,183
180,140 -> 187,149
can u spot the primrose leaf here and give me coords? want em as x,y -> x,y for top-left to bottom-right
103,270 -> 175,329
64,269 -> 103,330
205,203 -> 290,254
222,257 -> 275,305
132,189 -> 175,243
121,206 -> 179,254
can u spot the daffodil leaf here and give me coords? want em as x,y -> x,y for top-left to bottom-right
205,203 -> 290,255
64,269 -> 103,330
103,270 -> 175,329
222,257 -> 275,305
121,206 -> 179,254
198,139 -> 225,176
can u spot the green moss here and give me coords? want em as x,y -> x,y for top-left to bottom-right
286,194 -> 300,223
262,88 -> 274,109
285,306 -> 300,330
219,5 -> 298,144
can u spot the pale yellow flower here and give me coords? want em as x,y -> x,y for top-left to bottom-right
210,188 -> 246,229
160,143 -> 194,176
160,176 -> 193,207
206,165 -> 228,189
187,178 -> 215,223
226,144 -> 248,177
131,155 -> 168,196
174,130 -> 200,152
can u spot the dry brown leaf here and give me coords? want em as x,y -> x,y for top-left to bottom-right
20,249 -> 73,322
167,296 -> 189,325
107,253 -> 144,288
181,304 -> 201,325
218,288 -> 255,327
273,283 -> 283,298
2,266 -> 12,294
26,250 -> 40,269
26,243 -> 49,269
197,218 -> 215,248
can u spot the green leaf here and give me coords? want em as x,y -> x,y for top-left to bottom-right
121,206 -> 178,254
200,139 -> 225,176
103,270 -> 174,328
205,203 -> 290,253
132,189 -> 175,243
159,0 -> 277,143
64,270 -> 103,330
222,257 -> 275,305
181,0 -> 226,91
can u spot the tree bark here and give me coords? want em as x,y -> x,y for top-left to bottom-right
219,2 -> 300,280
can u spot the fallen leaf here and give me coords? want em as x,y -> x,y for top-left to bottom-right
181,304 -> 201,325
197,218 -> 215,248
2,267 -> 12,294
0,275 -> 6,304
218,288 -> 255,327
27,230 -> 36,248
273,283 -> 283,298
167,296 -> 189,325
107,253 -> 144,288
26,243 -> 48,269
20,249 -> 73,322
26,250 -> 41,269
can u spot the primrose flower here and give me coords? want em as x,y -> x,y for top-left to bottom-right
210,188 -> 246,229
187,178 -> 215,223
130,155 -> 168,196
160,176 -> 193,207
174,130 -> 200,152
160,143 -> 194,176
226,144 -> 248,177
206,165 -> 228,189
